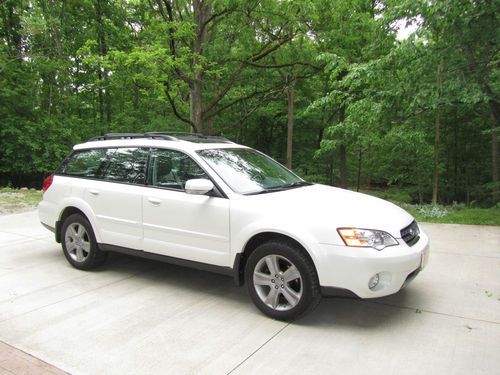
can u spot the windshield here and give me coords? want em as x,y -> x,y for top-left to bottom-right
198,148 -> 310,195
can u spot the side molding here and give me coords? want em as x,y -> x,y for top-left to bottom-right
99,243 -> 236,278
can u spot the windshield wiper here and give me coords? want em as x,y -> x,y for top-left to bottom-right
246,181 -> 313,195
246,186 -> 288,195
283,181 -> 313,188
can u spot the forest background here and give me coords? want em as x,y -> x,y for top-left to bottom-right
0,0 -> 498,218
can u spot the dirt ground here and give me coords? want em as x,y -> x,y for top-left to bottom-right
0,189 -> 42,215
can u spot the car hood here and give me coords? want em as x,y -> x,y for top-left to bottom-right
240,184 -> 414,239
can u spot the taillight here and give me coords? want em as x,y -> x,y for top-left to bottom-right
42,174 -> 54,192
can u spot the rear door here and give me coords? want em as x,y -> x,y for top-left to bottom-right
83,147 -> 148,250
142,148 -> 230,267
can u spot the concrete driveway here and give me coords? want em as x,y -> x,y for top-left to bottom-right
0,211 -> 499,375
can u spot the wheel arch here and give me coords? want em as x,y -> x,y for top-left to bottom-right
56,201 -> 100,243
234,231 -> 317,286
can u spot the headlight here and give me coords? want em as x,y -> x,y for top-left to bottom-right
337,228 -> 398,250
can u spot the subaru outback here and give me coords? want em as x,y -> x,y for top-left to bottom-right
39,132 -> 430,320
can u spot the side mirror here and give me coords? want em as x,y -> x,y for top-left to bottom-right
185,179 -> 214,195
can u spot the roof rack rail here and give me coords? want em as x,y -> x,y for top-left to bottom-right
87,132 -> 232,143
88,132 -> 177,142
145,132 -> 233,143
88,133 -> 144,142
145,131 -> 201,137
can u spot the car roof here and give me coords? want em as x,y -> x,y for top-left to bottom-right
74,137 -> 247,152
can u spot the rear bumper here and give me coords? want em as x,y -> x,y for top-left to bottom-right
38,200 -> 61,242
312,230 -> 430,299
38,200 -> 58,228
41,222 -> 55,233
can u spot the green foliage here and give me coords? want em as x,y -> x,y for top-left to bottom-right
0,0 -> 498,207
360,187 -> 414,204
312,0 -> 498,204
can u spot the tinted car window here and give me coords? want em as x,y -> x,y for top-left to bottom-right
61,149 -> 108,177
101,148 -> 149,184
149,149 -> 208,190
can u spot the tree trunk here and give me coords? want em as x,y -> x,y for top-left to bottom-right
465,163 -> 470,205
205,117 -> 213,136
133,85 -> 139,131
356,147 -> 362,192
317,127 -> 324,149
2,1 -> 23,58
329,160 -> 334,186
94,0 -> 110,132
432,63 -> 443,205
286,76 -> 295,169
339,106 -> 348,189
339,145 -> 348,189
491,112 -> 499,201
189,0 -> 210,134
106,85 -> 112,128
454,121 -> 458,202
190,76 -> 203,133
55,0 -> 66,101
365,145 -> 371,187
97,75 -> 104,134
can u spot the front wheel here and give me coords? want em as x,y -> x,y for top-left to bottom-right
61,213 -> 107,270
245,240 -> 321,321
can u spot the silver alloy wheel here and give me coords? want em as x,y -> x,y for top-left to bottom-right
64,223 -> 91,263
253,255 -> 303,311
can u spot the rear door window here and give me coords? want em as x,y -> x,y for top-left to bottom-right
101,148 -> 149,184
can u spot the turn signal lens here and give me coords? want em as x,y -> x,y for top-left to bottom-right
337,228 -> 398,250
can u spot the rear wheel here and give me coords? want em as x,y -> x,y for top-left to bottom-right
245,240 -> 321,320
61,214 -> 107,270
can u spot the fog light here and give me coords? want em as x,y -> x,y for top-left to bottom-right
368,274 -> 380,290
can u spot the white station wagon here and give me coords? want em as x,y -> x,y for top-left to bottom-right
39,132 -> 430,320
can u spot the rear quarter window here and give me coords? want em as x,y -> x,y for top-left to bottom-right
60,149 -> 108,178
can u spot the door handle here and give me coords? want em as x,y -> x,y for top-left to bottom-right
148,198 -> 161,206
89,189 -> 100,196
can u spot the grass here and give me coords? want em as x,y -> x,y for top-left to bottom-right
361,188 -> 499,226
399,204 -> 500,225
0,187 -> 42,214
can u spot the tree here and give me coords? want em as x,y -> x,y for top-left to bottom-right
147,0 -> 302,134
0,0 -> 497,207
310,0 -> 393,189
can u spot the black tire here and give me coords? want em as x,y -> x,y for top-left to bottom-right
61,213 -> 108,270
245,240 -> 321,321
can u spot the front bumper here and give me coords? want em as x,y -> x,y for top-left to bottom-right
311,230 -> 430,299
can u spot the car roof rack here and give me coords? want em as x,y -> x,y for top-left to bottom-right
144,131 -> 233,143
87,132 -> 232,143
145,131 -> 198,137
87,133 -> 175,141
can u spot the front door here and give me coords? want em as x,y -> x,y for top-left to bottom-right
142,148 -> 230,267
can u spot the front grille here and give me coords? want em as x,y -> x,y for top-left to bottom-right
401,220 -> 420,246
